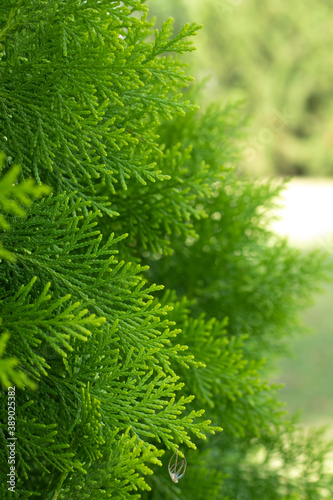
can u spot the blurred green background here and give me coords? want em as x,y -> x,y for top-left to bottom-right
147,0 -> 333,432
148,0 -> 333,177
276,282 -> 333,434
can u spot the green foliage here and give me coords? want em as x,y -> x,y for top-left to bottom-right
0,153 -> 50,261
0,0 -> 201,209
0,189 -> 219,497
0,332 -> 35,389
0,276 -> 105,380
0,1 -> 332,499
58,429 -> 164,500
139,91 -> 333,499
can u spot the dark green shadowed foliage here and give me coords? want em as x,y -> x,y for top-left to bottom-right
0,1 -> 332,499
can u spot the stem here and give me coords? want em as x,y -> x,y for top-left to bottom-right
51,472 -> 68,500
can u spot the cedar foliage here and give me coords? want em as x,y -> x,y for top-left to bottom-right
0,1 -> 332,499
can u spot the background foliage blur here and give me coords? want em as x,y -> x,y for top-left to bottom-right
148,0 -> 333,177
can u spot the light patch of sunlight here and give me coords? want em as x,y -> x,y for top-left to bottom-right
271,178 -> 333,249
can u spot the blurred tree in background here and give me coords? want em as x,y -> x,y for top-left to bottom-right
147,0 -> 333,177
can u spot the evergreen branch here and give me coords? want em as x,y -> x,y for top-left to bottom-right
58,428 -> 163,500
160,292 -> 286,438
0,153 -> 51,261
1,192 -> 218,455
146,19 -> 202,61
0,332 -> 36,389
0,276 -> 105,380
1,194 -> 178,374
94,348 -> 220,448
0,1 -> 199,201
15,415 -> 81,478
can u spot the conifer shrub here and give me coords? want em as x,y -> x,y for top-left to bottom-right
0,2 -> 332,499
